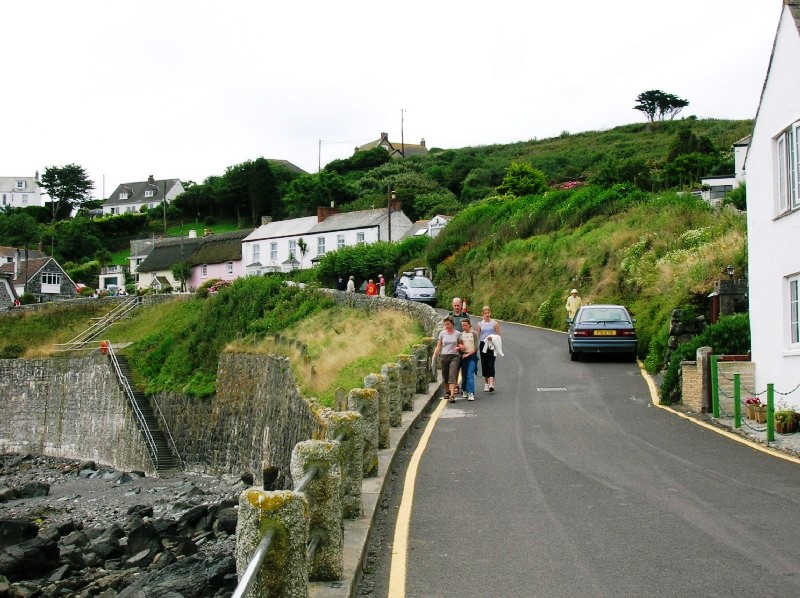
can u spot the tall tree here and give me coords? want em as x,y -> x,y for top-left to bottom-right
633,90 -> 689,123
497,163 -> 548,197
39,164 -> 95,222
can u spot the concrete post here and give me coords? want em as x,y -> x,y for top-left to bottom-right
347,388 -> 380,477
290,440 -> 343,582
396,354 -> 415,411
322,410 -> 364,519
423,337 -> 437,382
697,346 -> 713,413
364,373 -> 390,449
381,362 -> 402,427
412,343 -> 429,393
236,489 -> 309,598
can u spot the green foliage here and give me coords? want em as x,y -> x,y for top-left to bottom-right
0,344 -> 24,359
316,241 -> 401,288
324,147 -> 390,176
67,260 -> 101,287
633,90 -> 690,122
497,163 -> 548,197
659,313 -> 751,404
125,276 -> 334,397
19,293 -> 36,305
40,164 -> 95,221
282,171 -> 357,218
725,183 -> 746,210
0,211 -> 41,248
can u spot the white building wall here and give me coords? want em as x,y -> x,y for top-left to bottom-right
746,5 -> 800,409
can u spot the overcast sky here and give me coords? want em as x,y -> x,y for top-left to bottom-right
4,1 -> 781,199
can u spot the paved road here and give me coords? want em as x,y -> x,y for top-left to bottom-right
363,320 -> 800,597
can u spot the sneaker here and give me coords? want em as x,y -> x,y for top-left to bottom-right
468,393 -> 475,401
488,385 -> 495,393
462,391 -> 468,398
484,384 -> 490,392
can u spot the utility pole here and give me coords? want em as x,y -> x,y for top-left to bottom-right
318,140 -> 322,172
387,185 -> 395,243
163,179 -> 167,234
400,108 -> 405,158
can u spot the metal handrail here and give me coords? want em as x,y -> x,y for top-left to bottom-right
106,342 -> 160,468
150,394 -> 184,470
57,296 -> 140,351
232,527 -> 276,598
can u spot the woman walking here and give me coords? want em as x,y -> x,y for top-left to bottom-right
476,305 -> 500,393
431,315 -> 462,402
458,318 -> 479,401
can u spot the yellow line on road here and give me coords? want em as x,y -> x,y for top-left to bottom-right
387,396 -> 448,598
638,361 -> 800,465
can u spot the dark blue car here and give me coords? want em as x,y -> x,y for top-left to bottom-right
568,304 -> 638,361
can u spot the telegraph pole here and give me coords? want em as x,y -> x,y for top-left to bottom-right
387,184 -> 393,243
400,108 -> 405,158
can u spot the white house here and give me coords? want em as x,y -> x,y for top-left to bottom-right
242,202 -> 414,274
700,136 -> 751,204
745,0 -> 800,408
0,173 -> 43,209
102,175 -> 185,216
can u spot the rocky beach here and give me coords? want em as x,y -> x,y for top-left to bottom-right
0,453 -> 248,597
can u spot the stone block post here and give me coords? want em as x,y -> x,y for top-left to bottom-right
412,343 -> 429,393
380,363 -> 402,427
423,337 -> 437,382
396,354 -> 415,411
236,489 -> 309,598
347,388 -> 380,477
290,440 -> 343,582
364,373 -> 390,449
321,410 -> 364,519
697,346 -> 713,413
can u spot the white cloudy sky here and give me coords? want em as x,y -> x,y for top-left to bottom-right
4,0 -> 781,199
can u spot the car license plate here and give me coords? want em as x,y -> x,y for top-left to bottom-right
594,330 -> 616,336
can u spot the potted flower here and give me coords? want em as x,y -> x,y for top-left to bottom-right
744,397 -> 760,420
774,409 -> 798,434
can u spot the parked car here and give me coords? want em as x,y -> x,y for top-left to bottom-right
567,304 -> 637,361
394,273 -> 437,305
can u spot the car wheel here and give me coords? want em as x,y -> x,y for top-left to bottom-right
570,350 -> 579,361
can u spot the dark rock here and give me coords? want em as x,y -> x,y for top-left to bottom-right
240,472 -> 254,485
152,519 -> 179,537
116,555 -> 219,598
127,504 -> 154,518
214,508 -> 238,535
152,549 -> 177,570
126,523 -> 161,559
177,505 -> 209,531
58,546 -> 85,568
0,536 -> 60,580
47,564 -> 70,582
15,481 -> 50,498
205,554 -> 235,586
125,547 -> 154,569
0,486 -> 14,502
78,460 -> 96,471
0,520 -> 38,550
60,530 -> 89,548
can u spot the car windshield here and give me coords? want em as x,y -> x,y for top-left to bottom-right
579,308 -> 629,323
407,277 -> 434,289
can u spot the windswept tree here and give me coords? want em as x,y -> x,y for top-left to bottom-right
496,162 -> 548,197
39,164 -> 95,222
633,90 -> 690,123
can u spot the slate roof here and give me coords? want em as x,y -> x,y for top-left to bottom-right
267,159 -> 308,175
0,257 -> 69,287
356,132 -> 429,158
136,229 -> 253,272
0,246 -> 47,260
308,208 -> 387,234
104,178 -> 182,208
243,216 -> 318,242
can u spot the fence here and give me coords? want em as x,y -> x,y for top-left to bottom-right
233,336 -> 438,598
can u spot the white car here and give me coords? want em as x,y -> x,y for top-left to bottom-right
394,274 -> 437,305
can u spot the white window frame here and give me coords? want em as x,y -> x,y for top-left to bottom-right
119,191 -> 129,200
201,264 -> 208,278
42,272 -> 61,285
337,234 -> 345,250
252,243 -> 260,262
288,239 -> 297,256
15,180 -> 25,189
270,242 -> 278,260
356,232 -> 365,244
317,236 -> 326,256
790,275 -> 800,347
777,121 -> 800,214
21,194 -> 28,205
145,189 -> 155,198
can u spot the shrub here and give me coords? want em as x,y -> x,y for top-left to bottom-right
0,344 -> 24,359
659,313 -> 750,404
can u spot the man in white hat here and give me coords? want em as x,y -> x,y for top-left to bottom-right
566,288 -> 583,320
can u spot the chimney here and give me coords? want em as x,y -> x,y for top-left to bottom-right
389,197 -> 402,212
147,174 -> 155,184
261,216 -> 273,225
420,138 -> 426,148
14,249 -> 20,278
380,132 -> 389,143
316,205 -> 340,222
35,170 -> 39,182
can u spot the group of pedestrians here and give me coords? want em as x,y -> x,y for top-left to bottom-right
336,274 -> 386,296
432,297 -> 501,403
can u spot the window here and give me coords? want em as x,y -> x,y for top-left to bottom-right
15,180 -> 25,189
201,264 -> 208,278
252,243 -> 260,262
791,276 -> 799,346
777,121 -> 800,213
289,239 -> 297,258
337,234 -> 345,250
270,242 -> 278,260
317,237 -> 326,255
21,194 -> 28,205
356,232 -> 365,244
226,261 -> 233,275
41,272 -> 61,285
119,191 -> 129,200
145,189 -> 155,198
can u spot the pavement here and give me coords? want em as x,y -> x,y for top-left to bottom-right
308,366 -> 800,598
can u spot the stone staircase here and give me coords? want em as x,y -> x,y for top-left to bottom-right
113,354 -> 182,473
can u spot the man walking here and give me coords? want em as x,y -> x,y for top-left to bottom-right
566,288 -> 583,320
449,297 -> 471,397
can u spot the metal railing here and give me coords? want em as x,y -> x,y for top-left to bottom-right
106,342 -> 160,467
55,296 -> 140,352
